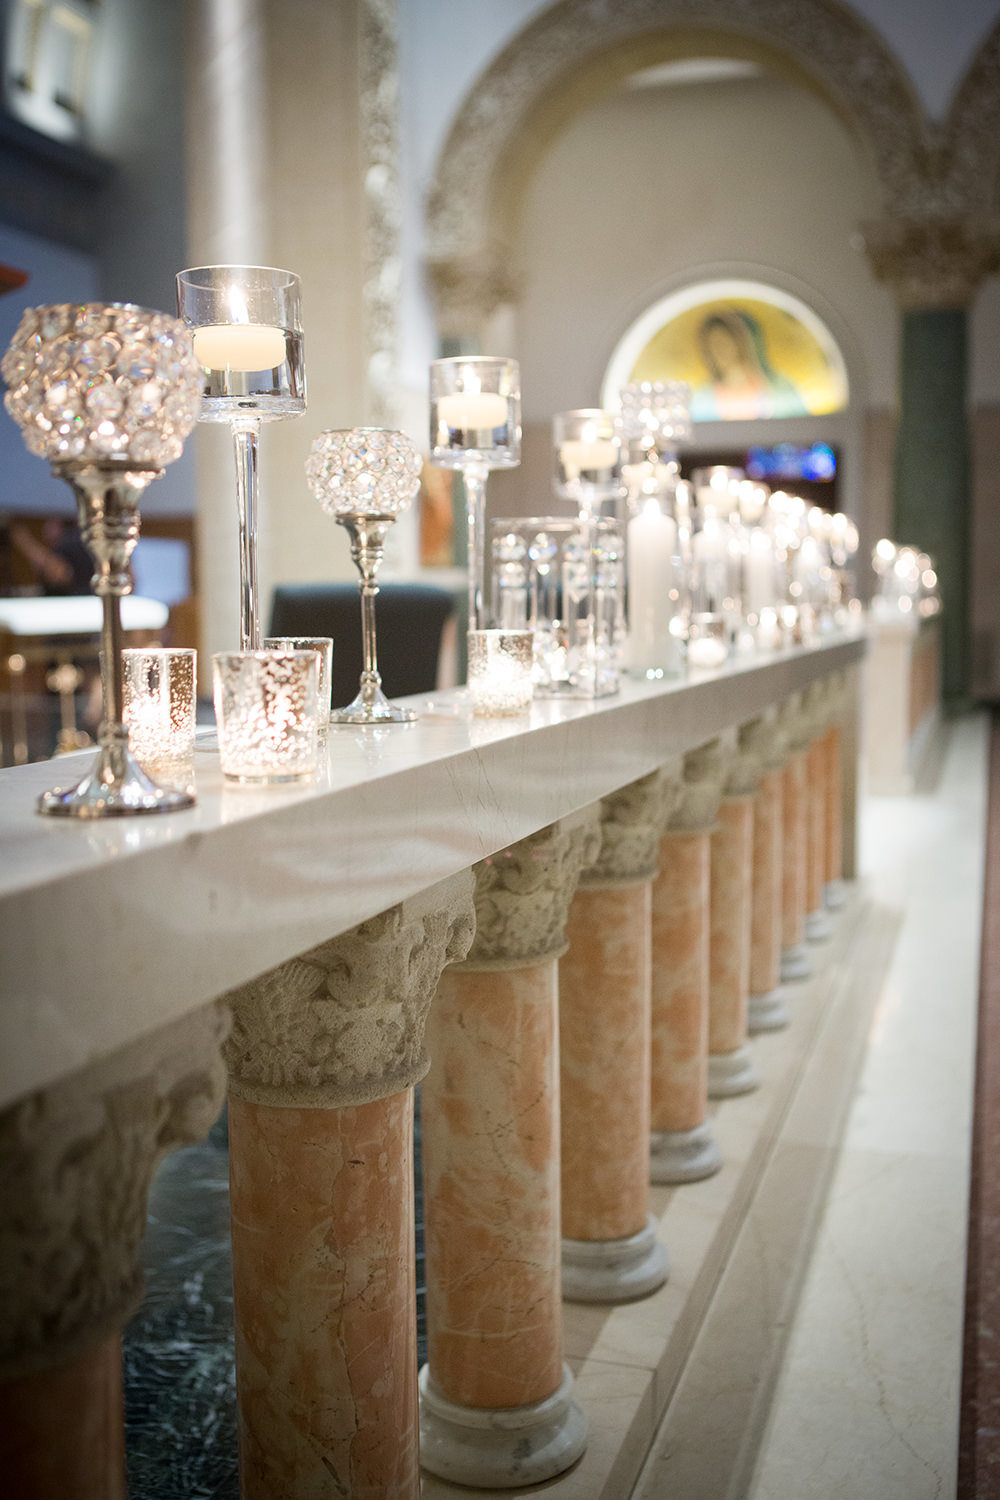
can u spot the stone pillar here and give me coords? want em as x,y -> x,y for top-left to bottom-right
223,875 -> 475,1500
804,681 -> 835,944
649,743 -> 726,1184
863,215 -> 1000,705
559,769 -> 678,1302
0,1005 -> 229,1500
824,671 -> 847,910
777,693 -> 813,983
740,711 -> 789,1032
708,735 -> 760,1097
419,815 -> 599,1489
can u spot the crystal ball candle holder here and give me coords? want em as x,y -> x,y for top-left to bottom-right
2,302 -> 202,817
619,379 -> 692,462
305,427 -> 422,725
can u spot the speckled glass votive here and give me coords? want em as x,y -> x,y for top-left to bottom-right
263,636 -> 332,747
467,629 -> 534,717
122,648 -> 197,794
212,649 -> 319,783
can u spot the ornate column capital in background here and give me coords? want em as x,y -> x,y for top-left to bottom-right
859,214 -> 1000,309
224,873 -> 475,1109
0,1004 -> 229,1382
425,253 -> 523,344
669,737 -> 731,834
582,764 -> 683,887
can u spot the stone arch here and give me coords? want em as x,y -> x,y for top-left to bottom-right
941,17 -> 1000,213
425,0 -> 934,326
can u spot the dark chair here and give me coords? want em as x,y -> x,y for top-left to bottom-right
268,583 -> 456,708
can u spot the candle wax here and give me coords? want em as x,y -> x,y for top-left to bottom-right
437,392 -> 509,431
192,323 -> 286,373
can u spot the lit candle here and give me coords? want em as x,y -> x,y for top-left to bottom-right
559,437 -> 619,478
744,529 -> 776,617
687,634 -> 729,669
192,323 -> 286,372
437,392 -> 509,431
627,498 -> 677,673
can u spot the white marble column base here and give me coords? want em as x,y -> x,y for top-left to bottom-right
418,1361 -> 587,1488
805,908 -> 834,942
708,1042 -> 760,1098
825,877 -> 847,909
650,1121 -> 723,1184
562,1214 -> 669,1304
748,986 -> 791,1032
781,942 -> 814,982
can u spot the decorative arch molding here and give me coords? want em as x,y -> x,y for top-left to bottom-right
941,17 -> 1000,213
425,0 -> 935,296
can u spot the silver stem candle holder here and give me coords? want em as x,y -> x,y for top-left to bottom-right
305,427 -> 423,725
2,302 -> 203,816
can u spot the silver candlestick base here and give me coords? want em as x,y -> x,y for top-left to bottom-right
331,512 -> 416,726
38,465 -> 195,818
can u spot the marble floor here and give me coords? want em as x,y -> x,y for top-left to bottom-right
122,713 -> 989,1498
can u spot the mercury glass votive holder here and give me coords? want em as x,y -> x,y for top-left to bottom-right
263,635 -> 332,747
467,629 -> 534,717
213,649 -> 319,783
122,648 -> 197,794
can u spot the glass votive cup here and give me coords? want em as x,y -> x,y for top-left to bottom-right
263,635 -> 332,747
212,649 -> 319,783
467,629 -> 534,717
122,647 -> 197,794
687,614 -> 729,670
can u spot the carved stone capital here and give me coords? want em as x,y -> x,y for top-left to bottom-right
425,253 -> 523,340
669,738 -> 730,833
582,766 -> 680,886
0,1003 -> 229,1381
738,711 -> 786,781
458,809 -> 602,969
860,215 -> 1000,309
776,692 -> 815,754
224,873 -> 475,1109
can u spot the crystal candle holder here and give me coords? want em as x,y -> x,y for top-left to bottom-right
429,357 -> 520,632
552,409 -> 624,514
305,427 -> 422,724
213,649 -> 319,783
176,265 -> 305,649
619,379 -> 692,463
123,648 -> 197,794
2,301 -> 203,817
264,636 -> 332,747
467,629 -> 534,717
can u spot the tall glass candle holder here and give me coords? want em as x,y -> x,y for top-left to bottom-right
429,356 -> 520,632
625,479 -> 684,680
176,265 -> 305,648
305,427 -> 422,724
2,302 -> 203,817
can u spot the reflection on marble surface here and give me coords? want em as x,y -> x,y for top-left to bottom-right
122,1098 -> 429,1496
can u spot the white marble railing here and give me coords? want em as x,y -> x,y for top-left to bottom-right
0,630 -> 866,1499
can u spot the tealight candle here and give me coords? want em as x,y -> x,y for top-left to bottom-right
192,323 -> 286,372
437,392 -> 509,431
558,437 -> 620,477
687,633 -> 729,669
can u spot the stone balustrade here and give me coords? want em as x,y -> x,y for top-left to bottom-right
0,633 -> 865,1498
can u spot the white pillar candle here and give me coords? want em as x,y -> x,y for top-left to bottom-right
437,392 -> 509,430
192,323 -> 286,372
627,500 -> 677,673
745,529 -> 776,617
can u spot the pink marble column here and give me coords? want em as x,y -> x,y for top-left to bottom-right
804,733 -> 833,942
650,745 -> 726,1184
739,713 -> 788,1033
223,877 -> 475,1500
778,694 -> 813,983
560,770 -> 676,1302
708,794 -> 759,1097
0,1006 -> 228,1500
419,815 -> 599,1489
824,672 -> 847,909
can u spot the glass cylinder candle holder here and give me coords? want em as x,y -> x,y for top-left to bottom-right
176,265 -> 305,649
687,615 -> 729,669
467,629 -> 534,717
429,356 -> 520,632
552,409 -> 624,515
626,491 -> 684,679
123,648 -> 197,795
263,636 -> 332,746
491,516 -> 623,698
213,649 -> 319,783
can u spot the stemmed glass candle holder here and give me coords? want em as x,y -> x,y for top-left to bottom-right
176,265 -> 305,648
429,357 -> 520,632
2,302 -> 203,817
305,427 -> 422,724
552,408 -> 624,517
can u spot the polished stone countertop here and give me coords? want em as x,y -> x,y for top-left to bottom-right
0,633 -> 865,1109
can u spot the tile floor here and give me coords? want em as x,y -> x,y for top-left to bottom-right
123,714 -> 989,1499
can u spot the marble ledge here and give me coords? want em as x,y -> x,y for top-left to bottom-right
0,634 -> 864,1112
